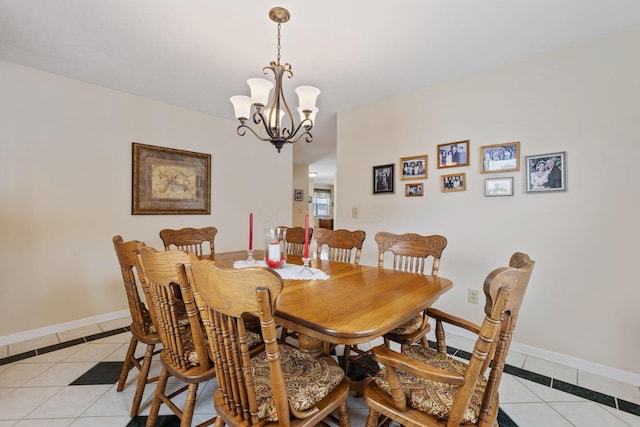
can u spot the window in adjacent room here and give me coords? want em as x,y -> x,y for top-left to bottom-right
313,189 -> 331,217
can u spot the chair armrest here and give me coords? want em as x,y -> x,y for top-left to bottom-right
371,345 -> 465,386
427,307 -> 481,335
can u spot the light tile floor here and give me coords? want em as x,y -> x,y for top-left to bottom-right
1,317 -> 639,426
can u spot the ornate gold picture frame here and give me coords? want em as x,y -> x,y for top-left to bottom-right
132,143 -> 211,215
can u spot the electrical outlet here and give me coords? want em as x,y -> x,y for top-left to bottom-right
352,207 -> 358,219
468,289 -> 479,304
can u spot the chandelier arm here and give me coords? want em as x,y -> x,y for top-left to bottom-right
252,110 -> 278,140
288,129 -> 313,144
235,123 -> 272,142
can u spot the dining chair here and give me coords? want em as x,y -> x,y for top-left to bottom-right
276,225 -> 313,256
187,252 -> 351,426
159,226 -> 217,258
314,228 -> 366,264
362,252 -> 535,427
135,246 -> 218,427
112,235 -> 161,417
342,231 -> 447,374
303,228 -> 366,357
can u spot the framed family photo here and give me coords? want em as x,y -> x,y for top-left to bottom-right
441,173 -> 466,192
400,155 -> 428,180
294,189 -> 304,201
405,182 -> 423,197
437,140 -> 470,168
485,177 -> 514,197
132,142 -> 211,215
480,141 -> 520,173
525,151 -> 567,193
373,163 -> 395,194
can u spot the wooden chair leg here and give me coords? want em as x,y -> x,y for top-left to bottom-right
130,343 -> 156,417
180,383 -> 199,427
117,335 -> 138,391
146,368 -> 169,427
365,409 -> 380,427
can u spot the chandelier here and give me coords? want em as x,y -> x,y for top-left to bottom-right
230,7 -> 320,153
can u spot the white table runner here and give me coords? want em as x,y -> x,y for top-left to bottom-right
233,260 -> 328,280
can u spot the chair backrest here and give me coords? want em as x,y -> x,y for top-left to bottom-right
159,226 -> 218,258
277,226 -> 313,256
136,246 -> 211,372
187,253 -> 289,425
375,231 -> 447,275
315,228 -> 366,264
445,252 -> 535,425
112,236 -> 155,337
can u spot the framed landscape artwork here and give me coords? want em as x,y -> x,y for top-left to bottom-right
525,151 -> 567,193
437,140 -> 470,168
480,141 -> 520,173
373,163 -> 395,194
400,154 -> 428,180
132,142 -> 211,214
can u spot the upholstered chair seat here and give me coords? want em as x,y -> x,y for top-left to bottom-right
252,344 -> 346,422
374,345 -> 486,424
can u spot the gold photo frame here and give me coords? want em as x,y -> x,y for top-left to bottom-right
480,141 -> 520,173
441,173 -> 466,192
405,183 -> 424,197
400,154 -> 428,180
437,140 -> 470,168
132,142 -> 211,215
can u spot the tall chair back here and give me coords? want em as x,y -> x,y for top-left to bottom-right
188,253 -> 351,427
112,235 -> 161,417
315,228 -> 366,264
277,226 -> 313,256
159,226 -> 217,258
375,231 -> 447,275
136,246 -> 216,427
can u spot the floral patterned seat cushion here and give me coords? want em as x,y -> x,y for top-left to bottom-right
374,345 -> 486,424
251,344 -> 345,421
388,313 -> 423,335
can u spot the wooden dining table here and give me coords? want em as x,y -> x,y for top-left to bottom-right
212,250 -> 454,359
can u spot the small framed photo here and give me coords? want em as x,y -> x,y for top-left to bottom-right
441,173 -> 466,192
405,183 -> 423,197
525,152 -> 567,193
485,177 -> 514,197
480,141 -> 520,173
294,189 -> 304,201
373,163 -> 395,194
437,140 -> 470,168
400,155 -> 428,180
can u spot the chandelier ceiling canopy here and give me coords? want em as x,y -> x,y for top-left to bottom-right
230,7 -> 320,153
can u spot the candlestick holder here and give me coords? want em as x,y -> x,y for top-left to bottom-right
299,257 -> 314,277
245,249 -> 256,265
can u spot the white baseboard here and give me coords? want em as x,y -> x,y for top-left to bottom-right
444,325 -> 640,387
0,309 -> 130,347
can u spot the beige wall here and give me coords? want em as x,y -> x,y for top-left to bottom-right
0,60 -> 292,339
292,163 -> 310,227
336,26 -> 640,377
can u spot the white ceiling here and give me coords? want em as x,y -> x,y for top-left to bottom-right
2,1 -> 640,184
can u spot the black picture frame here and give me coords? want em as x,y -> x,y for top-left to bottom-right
373,163 -> 395,194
